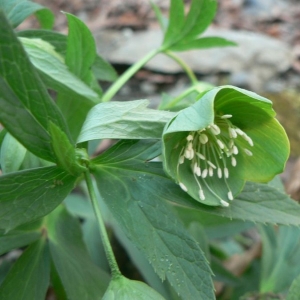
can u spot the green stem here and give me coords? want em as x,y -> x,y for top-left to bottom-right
160,85 -> 196,110
164,50 -> 198,85
101,48 -> 161,102
84,170 -> 121,279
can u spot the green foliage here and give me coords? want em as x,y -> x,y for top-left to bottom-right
0,0 -> 296,299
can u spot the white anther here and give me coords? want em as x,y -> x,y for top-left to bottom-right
228,191 -> 234,201
207,161 -> 217,169
244,149 -> 253,156
196,167 -> 201,177
224,167 -> 229,178
217,139 -> 225,149
218,168 -> 222,178
186,134 -> 193,141
220,200 -> 229,207
179,155 -> 185,164
244,135 -> 254,147
187,142 -> 193,150
233,145 -> 239,155
221,114 -> 232,119
193,163 -> 198,174
231,156 -> 237,167
202,169 -> 208,178
196,152 -> 206,160
184,149 -> 191,159
179,182 -> 188,192
199,134 -> 208,144
210,124 -> 221,135
209,167 -> 213,177
229,127 -> 237,139
235,128 -> 244,136
199,189 -> 205,200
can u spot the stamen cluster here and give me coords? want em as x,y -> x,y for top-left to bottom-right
177,114 -> 254,207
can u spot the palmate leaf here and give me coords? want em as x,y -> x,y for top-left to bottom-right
161,0 -> 230,52
0,166 -> 77,231
92,140 -> 215,300
0,238 -> 50,300
0,11 -> 70,159
77,100 -> 176,142
64,13 -> 97,84
18,29 -> 118,82
0,0 -> 54,28
0,230 -> 41,255
170,36 -> 237,52
20,37 -> 99,100
46,205 -> 110,300
158,177 -> 300,226
0,76 -> 54,161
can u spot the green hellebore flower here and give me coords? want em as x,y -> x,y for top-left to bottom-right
162,85 -> 290,207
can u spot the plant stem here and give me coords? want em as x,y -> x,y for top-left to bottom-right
84,170 -> 121,279
160,85 -> 196,110
164,50 -> 198,85
101,48 -> 161,102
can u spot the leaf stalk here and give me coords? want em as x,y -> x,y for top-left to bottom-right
84,170 -> 121,279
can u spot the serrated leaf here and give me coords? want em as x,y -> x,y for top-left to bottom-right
260,225 -> 300,293
65,13 -> 97,83
180,0 -> 217,41
163,179 -> 300,226
92,140 -> 215,300
20,37 -> 99,100
113,223 -> 172,299
78,100 -> 176,143
0,11 -> 70,146
49,122 -> 86,175
0,0 -> 54,28
150,1 -> 168,32
92,55 -> 118,82
34,8 -> 55,29
287,273 -> 300,300
162,0 -> 185,48
46,205 -> 110,300
0,76 -> 55,161
18,29 -> 67,54
0,166 -> 77,230
103,276 -> 166,300
0,230 -> 41,255
18,29 -> 117,82
0,238 -> 50,300
170,36 -> 237,52
0,133 -> 27,173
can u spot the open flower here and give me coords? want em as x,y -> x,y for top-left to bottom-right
162,86 -> 290,207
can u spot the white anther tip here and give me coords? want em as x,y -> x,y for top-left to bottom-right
186,134 -> 193,141
179,182 -> 188,192
228,191 -> 234,201
199,134 -> 208,144
202,169 -> 208,178
221,114 -> 232,119
199,190 -> 205,200
220,200 -> 229,207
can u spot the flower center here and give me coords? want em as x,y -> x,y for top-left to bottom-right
177,114 -> 254,207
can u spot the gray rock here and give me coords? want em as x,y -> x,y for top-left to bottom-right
95,28 -> 292,91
